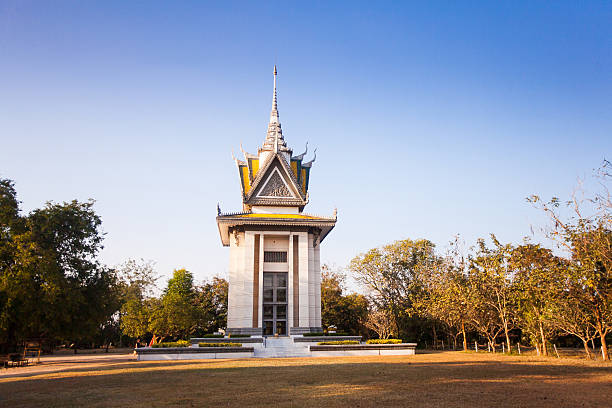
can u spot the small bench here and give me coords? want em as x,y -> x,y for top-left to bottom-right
6,353 -> 28,367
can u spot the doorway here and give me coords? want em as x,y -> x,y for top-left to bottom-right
262,272 -> 287,335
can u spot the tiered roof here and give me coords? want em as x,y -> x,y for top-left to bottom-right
217,67 -> 336,246
232,66 -> 316,210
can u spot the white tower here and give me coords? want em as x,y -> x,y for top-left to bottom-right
216,67 -> 336,335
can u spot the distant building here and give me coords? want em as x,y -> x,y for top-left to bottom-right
216,67 -> 336,336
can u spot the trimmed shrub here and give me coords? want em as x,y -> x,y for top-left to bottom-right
366,339 -> 402,344
317,340 -> 359,345
227,334 -> 251,338
198,343 -> 241,348
152,340 -> 190,348
303,332 -> 350,337
201,334 -> 224,338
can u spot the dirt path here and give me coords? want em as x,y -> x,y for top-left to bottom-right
0,353 -> 136,379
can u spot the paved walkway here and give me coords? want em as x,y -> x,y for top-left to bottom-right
0,353 -> 136,379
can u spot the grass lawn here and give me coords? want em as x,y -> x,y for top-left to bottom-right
0,351 -> 611,407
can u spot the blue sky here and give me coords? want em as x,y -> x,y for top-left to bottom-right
1,1 -> 610,286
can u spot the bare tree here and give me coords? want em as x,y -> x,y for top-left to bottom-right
363,309 -> 396,340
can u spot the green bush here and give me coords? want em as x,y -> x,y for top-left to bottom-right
366,339 -> 402,344
227,334 -> 251,338
303,332 -> 350,337
201,334 -> 224,338
317,340 -> 359,345
152,340 -> 190,348
198,342 -> 241,347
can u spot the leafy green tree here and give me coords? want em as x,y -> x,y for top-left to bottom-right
469,236 -> 516,352
511,243 -> 563,356
196,276 -> 228,334
149,269 -> 202,340
118,259 -> 158,343
410,236 -> 472,350
350,239 -> 439,340
419,265 -> 471,350
554,281 -> 599,358
530,164 -> 612,360
320,265 -> 368,336
0,178 -> 118,349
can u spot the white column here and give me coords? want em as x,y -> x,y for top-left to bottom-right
228,231 -> 251,329
287,233 -> 294,330
298,231 -> 310,327
258,233 -> 264,328
314,239 -> 321,328
308,233 -> 315,328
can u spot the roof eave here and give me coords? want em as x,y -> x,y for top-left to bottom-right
216,215 -> 336,246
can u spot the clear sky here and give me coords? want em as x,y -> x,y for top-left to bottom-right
1,1 -> 610,286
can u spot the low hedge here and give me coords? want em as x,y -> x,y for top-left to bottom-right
317,340 -> 359,345
227,334 -> 251,338
303,332 -> 350,337
201,334 -> 224,338
198,342 -> 242,347
366,339 -> 402,344
152,340 -> 190,348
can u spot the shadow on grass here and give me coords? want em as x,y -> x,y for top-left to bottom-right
1,354 -> 611,407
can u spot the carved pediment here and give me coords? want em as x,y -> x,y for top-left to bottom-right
257,168 -> 295,198
245,154 -> 306,206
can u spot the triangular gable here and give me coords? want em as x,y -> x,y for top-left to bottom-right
245,153 -> 306,206
257,168 -> 295,198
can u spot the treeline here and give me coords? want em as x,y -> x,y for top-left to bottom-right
119,262 -> 228,346
0,178 -> 227,352
349,161 -> 611,360
2,160 -> 609,359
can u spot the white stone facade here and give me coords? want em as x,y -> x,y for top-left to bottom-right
217,67 -> 334,336
226,230 -> 322,334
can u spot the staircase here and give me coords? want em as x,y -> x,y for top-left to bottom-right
253,336 -> 311,358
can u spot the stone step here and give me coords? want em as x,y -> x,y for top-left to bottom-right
254,337 -> 312,357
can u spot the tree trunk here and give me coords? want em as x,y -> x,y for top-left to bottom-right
539,321 -> 548,356
504,322 -> 510,350
461,322 -> 468,351
504,328 -> 511,354
582,339 -> 592,359
432,325 -> 437,349
599,332 -> 609,361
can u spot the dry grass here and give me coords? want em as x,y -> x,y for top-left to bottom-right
0,351 -> 611,407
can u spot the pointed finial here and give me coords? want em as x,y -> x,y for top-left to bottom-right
263,65 -> 287,151
271,65 -> 278,117
217,203 -> 221,216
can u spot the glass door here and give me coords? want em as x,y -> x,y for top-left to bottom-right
263,272 -> 287,335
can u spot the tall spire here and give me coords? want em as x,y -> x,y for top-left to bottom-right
271,65 -> 278,123
263,65 -> 288,153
